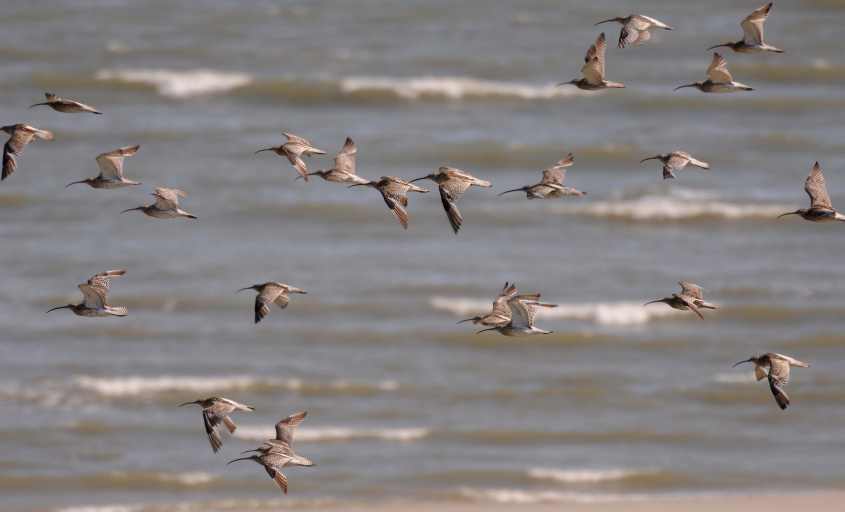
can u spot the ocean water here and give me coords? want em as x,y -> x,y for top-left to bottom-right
2,1 -> 845,510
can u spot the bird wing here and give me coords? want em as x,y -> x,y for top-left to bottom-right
581,33 -> 607,84
269,467 -> 289,494
96,145 -> 140,179
255,284 -> 287,323
87,269 -> 126,292
3,126 -> 54,180
770,352 -> 810,368
202,409 -> 224,452
542,167 -> 566,186
275,411 -> 308,446
674,294 -> 704,319
379,179 -> 414,229
619,23 -> 645,48
707,53 -> 733,83
439,184 -> 464,234
767,356 -> 791,410
741,2 -> 771,46
334,137 -> 357,175
507,297 -> 535,328
630,15 -> 659,30
282,132 -> 313,147
78,283 -> 106,309
804,162 -> 833,210
678,281 -> 703,300
153,187 -> 186,208
666,153 -> 691,172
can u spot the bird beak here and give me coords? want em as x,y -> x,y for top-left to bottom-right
640,156 -> 660,164
706,43 -> 730,51
45,305 -> 72,313
556,81 -> 575,87
408,176 -> 428,183
497,187 -> 525,196
226,456 -> 254,465
28,102 -> 49,109
673,84 -> 696,92
732,358 -> 754,368
594,18 -> 616,26
777,211 -> 799,219
254,148 -> 274,154
643,298 -> 666,306
347,182 -> 371,189
236,286 -> 255,293
120,207 -> 142,214
177,401 -> 199,407
476,327 -> 497,334
456,317 -> 476,324
65,180 -> 87,188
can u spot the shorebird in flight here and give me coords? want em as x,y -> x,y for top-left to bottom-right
29,92 -> 102,114
2,124 -> 54,181
594,14 -> 673,48
228,411 -> 313,495
237,282 -> 307,324
733,353 -> 809,410
498,154 -> 585,199
409,167 -> 491,234
778,162 -> 845,222
458,282 -> 545,327
644,281 -> 718,320
66,145 -> 142,189
121,187 -> 197,219
476,291 -> 557,336
298,137 -> 369,185
179,397 -> 254,453
675,53 -> 754,93
255,132 -> 326,182
46,269 -> 128,318
558,33 -> 625,90
640,151 -> 710,180
349,176 -> 428,229
708,3 -> 784,54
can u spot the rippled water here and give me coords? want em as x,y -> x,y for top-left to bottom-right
2,1 -> 845,510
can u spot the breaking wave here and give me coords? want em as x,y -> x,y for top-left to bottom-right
94,68 -> 253,98
235,426 -> 430,443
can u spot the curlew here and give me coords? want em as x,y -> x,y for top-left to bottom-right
255,132 -> 326,182
644,281 -> 718,320
66,145 -> 142,189
121,187 -> 197,219
708,3 -> 783,54
594,14 -> 673,48
409,166 -> 491,234
733,353 -> 809,410
228,411 -> 314,495
179,397 -> 254,453
2,124 -> 54,181
29,92 -> 102,114
778,162 -> 845,222
498,153 -> 586,199
476,290 -> 557,336
675,53 -> 754,93
298,137 -> 369,185
640,151 -> 710,180
46,269 -> 128,318
237,282 -> 307,324
458,282 -> 547,327
558,33 -> 625,90
349,176 -> 428,229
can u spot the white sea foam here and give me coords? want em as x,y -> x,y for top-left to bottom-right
457,487 -> 650,504
431,297 -> 680,326
340,75 -> 581,100
551,196 -> 790,222
95,68 -> 252,98
527,467 -> 646,483
56,506 -> 141,512
235,426 -> 430,443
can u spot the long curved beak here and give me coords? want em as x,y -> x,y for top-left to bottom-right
254,148 -> 275,154
408,176 -> 428,184
643,298 -> 666,306
120,207 -> 143,214
45,305 -> 72,313
28,102 -> 50,109
706,43 -> 730,51
348,182 -> 371,189
236,286 -> 255,293
673,84 -> 696,92
456,317 -> 476,324
476,327 -> 498,334
65,180 -> 87,188
178,401 -> 199,407
639,156 -> 660,164
226,456 -> 255,466
777,211 -> 799,219
732,358 -> 754,368
498,187 -> 526,197
594,18 -> 616,26
556,81 -> 575,87
240,448 -> 261,455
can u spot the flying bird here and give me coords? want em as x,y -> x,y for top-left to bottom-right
476,291 -> 557,336
674,53 -> 754,93
298,137 -> 369,185
640,151 -> 710,180
349,176 -> 429,229
644,281 -> 718,319
558,33 -> 625,90
708,3 -> 783,54
2,124 -> 54,181
778,162 -> 845,222
498,153 -> 585,199
66,145 -> 142,189
409,166 -> 491,234
255,132 -> 326,181
237,282 -> 307,324
29,92 -> 102,114
733,353 -> 809,410
179,397 -> 255,453
46,269 -> 128,318
458,282 -> 546,327
594,14 -> 673,48
121,187 -> 197,219
228,411 -> 314,495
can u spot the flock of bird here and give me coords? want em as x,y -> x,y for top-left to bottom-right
2,2 -> 831,495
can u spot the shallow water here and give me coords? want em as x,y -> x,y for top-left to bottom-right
1,1 -> 845,510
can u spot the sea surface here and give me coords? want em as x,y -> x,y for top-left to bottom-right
2,1 -> 845,511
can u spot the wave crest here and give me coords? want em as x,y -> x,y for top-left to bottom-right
235,426 -> 429,443
95,68 -> 252,98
